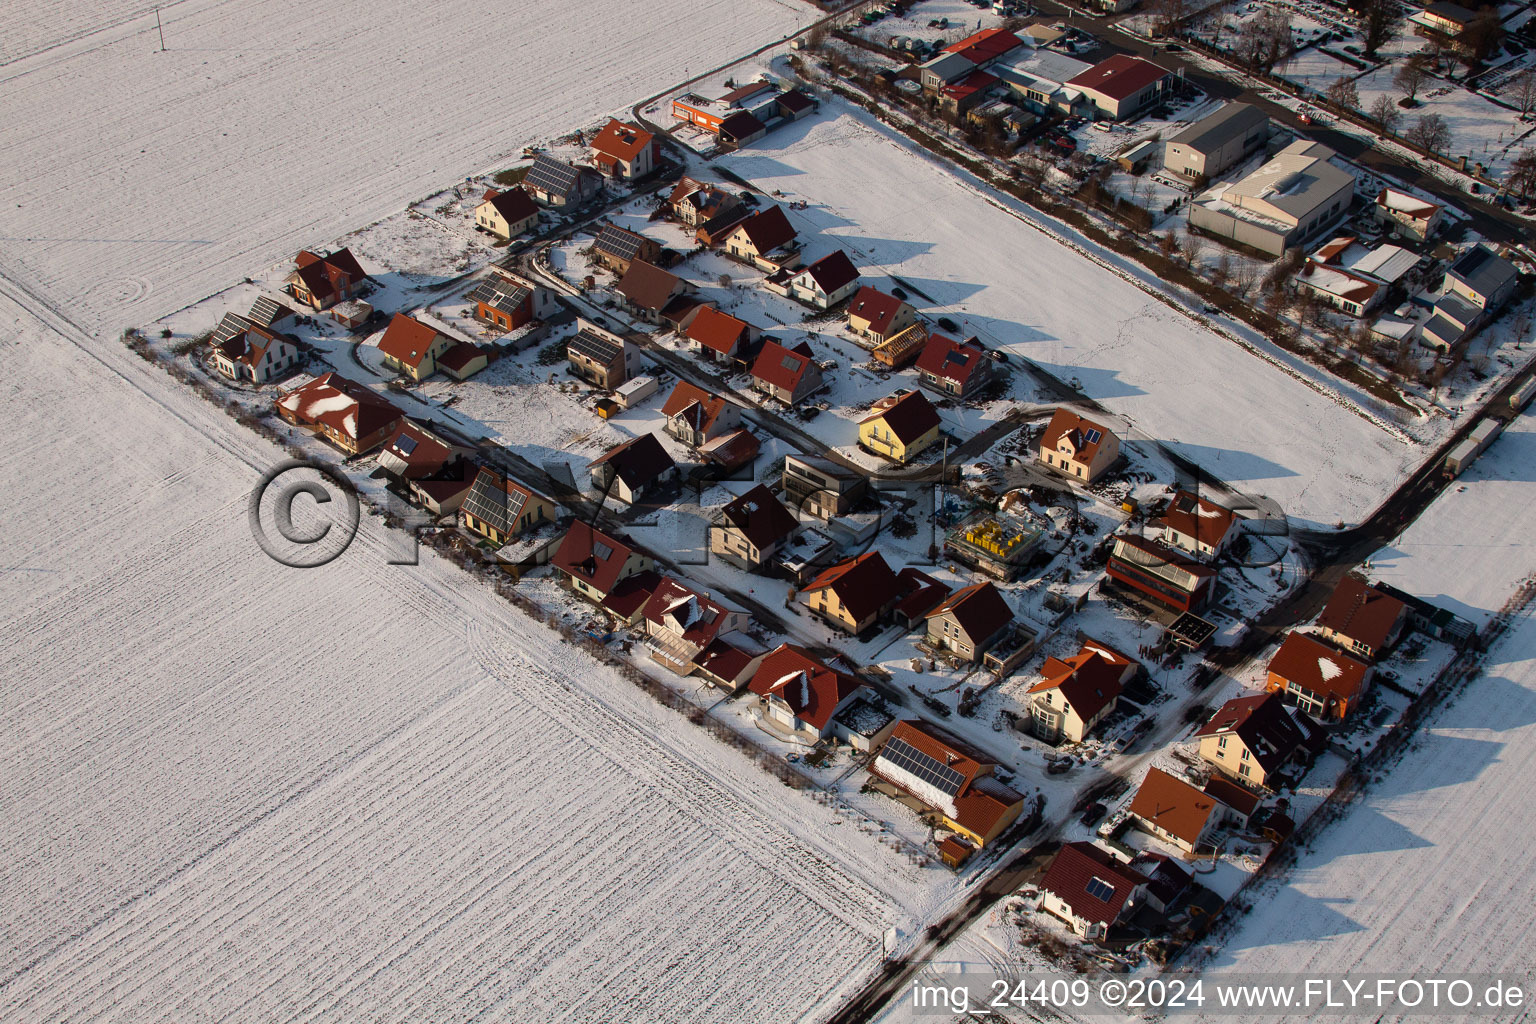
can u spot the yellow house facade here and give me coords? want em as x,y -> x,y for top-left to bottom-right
858,390 -> 942,464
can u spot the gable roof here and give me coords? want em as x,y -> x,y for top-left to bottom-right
662,380 -> 733,434
1316,576 -> 1406,652
1202,775 -> 1260,817
480,186 -> 538,225
588,432 -> 676,490
377,420 -> 458,479
872,720 -> 1024,838
859,390 -> 940,445
699,427 -> 761,470
730,205 -> 797,253
599,569 -> 662,621
1167,101 -> 1267,154
1041,408 -> 1114,463
1194,692 -> 1306,775
641,575 -> 736,651
616,259 -> 685,312
552,522 -> 643,594
718,484 -> 798,549
777,89 -> 815,115
276,372 -> 400,440
927,582 -> 1013,643
942,26 -> 1023,64
590,118 -> 653,162
747,643 -> 863,730
212,313 -> 282,367
1027,639 -> 1133,723
291,248 -> 367,302
466,277 -> 531,317
376,313 -> 448,370
719,110 -> 766,140
567,324 -> 626,366
593,223 -> 654,263
1128,767 -> 1219,846
751,339 -> 817,393
847,286 -> 911,334
461,467 -> 548,535
1376,187 -> 1440,219
525,153 -> 595,199
1040,842 -> 1148,929
1067,54 -> 1170,101
1268,631 -> 1372,704
798,249 -> 859,294
915,333 -> 987,386
801,551 -> 898,624
1155,490 -> 1238,549
686,305 -> 752,354
892,567 -> 952,622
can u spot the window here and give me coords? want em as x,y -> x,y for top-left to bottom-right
1241,747 -> 1250,761
1217,736 -> 1227,750
1239,763 -> 1251,777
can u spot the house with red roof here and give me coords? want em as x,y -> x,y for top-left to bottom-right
376,313 -> 456,382
1315,575 -> 1408,662
376,420 -> 470,482
641,575 -> 752,675
460,467 -> 556,547
942,27 -> 1024,68
589,118 -> 657,180
553,522 -> 655,604
915,334 -> 995,399
1196,692 -> 1322,790
1027,637 -> 1138,743
1038,407 -> 1120,483
890,568 -> 952,629
1039,842 -> 1149,939
210,313 -> 300,385
939,70 -> 1002,116
709,484 -> 800,572
1106,533 -> 1217,613
285,248 -> 368,310
766,249 -> 861,310
587,432 -> 678,505
474,186 -> 539,239
846,286 -> 917,345
615,260 -> 695,325
750,339 -> 824,406
1126,766 -> 1246,855
1066,54 -> 1172,121
661,380 -> 742,447
1153,490 -> 1240,562
858,390 -> 942,463
1266,630 -> 1374,720
925,582 -> 1015,664
748,643 -> 867,742
724,205 -> 801,272
1375,187 -> 1443,242
800,551 -> 900,634
669,177 -> 743,228
684,305 -> 759,365
275,372 -> 403,455
871,720 -> 1026,846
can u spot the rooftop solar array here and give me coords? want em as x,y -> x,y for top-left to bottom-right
212,312 -> 251,346
462,473 -> 528,534
525,154 -> 580,198
465,280 -> 530,316
1082,427 -> 1102,444
247,295 -> 290,327
568,329 -> 623,364
393,434 -> 418,457
593,225 -> 647,262
879,737 -> 965,796
1084,877 -> 1117,902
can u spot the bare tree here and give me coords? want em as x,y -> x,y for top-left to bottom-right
1369,92 -> 1403,132
1393,57 -> 1428,105
1325,76 -> 1361,112
1180,228 -> 1204,269
1153,0 -> 1190,38
1407,112 -> 1452,154
1232,260 -> 1259,298
1458,13 -> 1505,71
1511,70 -> 1536,119
1509,148 -> 1536,198
1356,0 -> 1397,58
1236,12 -> 1290,74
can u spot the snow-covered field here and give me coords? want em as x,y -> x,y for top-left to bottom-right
720,106 -> 1417,527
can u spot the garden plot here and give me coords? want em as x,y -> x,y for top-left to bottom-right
719,106 -> 1418,528
1276,45 -> 1370,94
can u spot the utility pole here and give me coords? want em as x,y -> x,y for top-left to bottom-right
155,7 -> 166,51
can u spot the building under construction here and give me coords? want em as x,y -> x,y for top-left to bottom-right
944,511 -> 1044,581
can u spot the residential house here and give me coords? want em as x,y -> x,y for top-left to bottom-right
1066,55 -> 1172,121
870,720 -> 1026,846
597,570 -> 662,627
914,334 -> 994,399
698,428 -> 761,476
1375,188 -> 1443,242
1153,490 -> 1239,561
589,118 -> 657,180
709,483 -> 800,572
209,313 -> 299,384
859,390 -> 942,464
723,205 -> 800,272
1027,638 -> 1137,743
1315,575 -> 1408,661
377,313 -> 456,381
1131,853 -> 1192,915
800,551 -> 900,634
246,294 -> 295,330
587,432 -> 678,505
408,461 -> 477,516
1295,259 -> 1388,318
750,339 -> 824,406
1266,630 -> 1373,720
437,343 -> 488,381
692,634 -> 766,692
782,453 -> 868,520
748,643 -> 867,743
473,186 -> 539,239
1188,140 -> 1356,258
640,575 -> 751,675
466,267 -> 561,333
591,223 -> 661,275
766,250 -> 861,310
1162,102 -> 1269,182
552,522 -> 655,603
924,582 -> 1014,663
873,322 -> 930,369
615,259 -> 694,325
566,319 -> 641,387
376,420 -> 469,481
285,248 -> 368,310
460,467 -> 556,546
1106,533 -> 1217,613
1444,244 -> 1518,313
1037,408 -> 1120,483
685,305 -> 758,365
1039,842 -> 1149,940
846,286 -> 918,345
890,568 -> 953,630
661,380 -> 742,447
523,153 -> 602,208
1126,766 -> 1242,855
1195,692 -> 1319,790
669,177 -> 742,228
275,372 -> 402,455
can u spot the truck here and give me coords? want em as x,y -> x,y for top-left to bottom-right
1444,417 -> 1505,477
1511,377 -> 1536,414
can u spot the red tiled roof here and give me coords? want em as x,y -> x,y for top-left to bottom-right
590,118 -> 653,162
718,110 -> 766,141
731,205 -> 797,253
1267,631 -> 1371,705
686,305 -> 752,355
1040,842 -> 1148,929
698,427 -> 760,470
1154,490 -> 1237,550
662,380 -> 732,435
481,186 -> 538,225
1067,54 -> 1170,102
915,334 -> 987,387
553,522 -> 643,595
941,69 -> 1000,101
892,568 -> 952,622
1127,767 -> 1218,847
751,338 -> 817,393
1315,576 -> 1406,653
695,637 -> 756,684
859,390 -> 940,445
927,582 -> 1013,646
642,575 -> 736,654
718,484 -> 799,549
848,286 -> 911,335
799,249 -> 859,294
1027,639 -> 1134,723
802,551 -> 899,625
1194,692 -> 1308,776
276,372 -> 401,441
379,420 -> 455,479
778,89 -> 815,114
600,569 -> 662,620
1202,775 -> 1260,817
872,721 -> 1024,840
376,313 -> 446,370
292,248 -> 368,303
942,27 -> 1023,64
437,342 -> 485,374
747,643 -> 863,730
1041,408 -> 1115,464
616,259 -> 685,312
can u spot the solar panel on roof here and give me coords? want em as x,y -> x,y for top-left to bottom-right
465,280 -> 529,316
1083,428 -> 1102,444
568,329 -> 622,364
462,475 -> 528,534
525,155 -> 579,197
247,296 -> 288,327
1084,877 -> 1117,902
880,737 -> 965,796
594,225 -> 646,262
212,312 -> 250,346
394,435 -> 418,456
